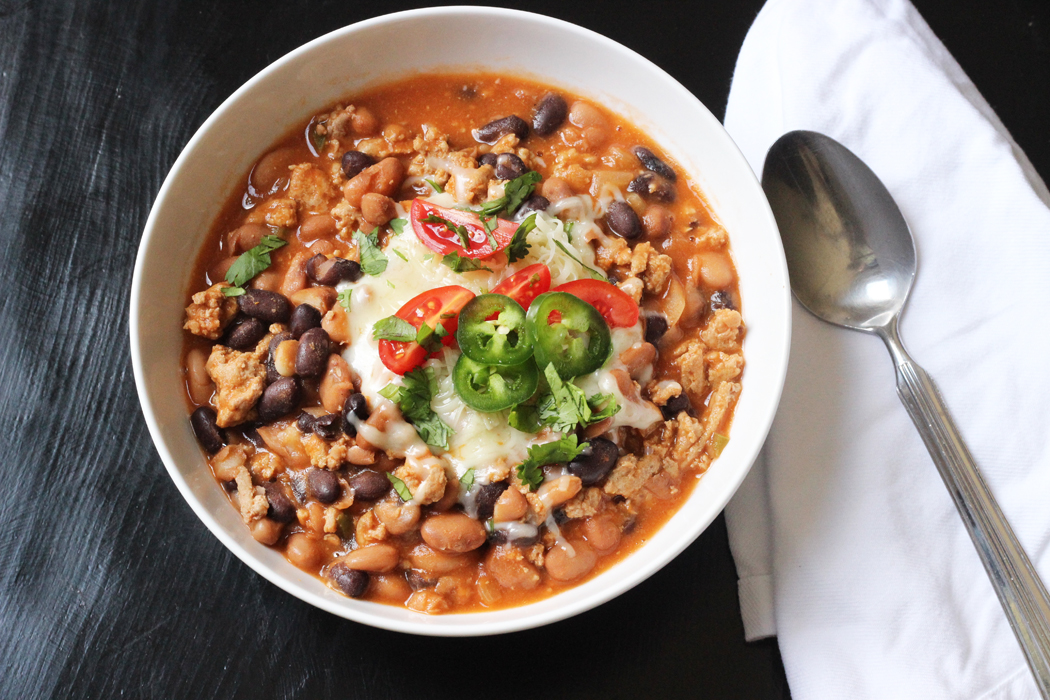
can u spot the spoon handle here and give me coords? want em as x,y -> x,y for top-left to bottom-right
881,321 -> 1050,697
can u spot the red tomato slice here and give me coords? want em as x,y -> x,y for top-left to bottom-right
410,199 -> 519,259
378,285 -> 476,375
552,279 -> 640,328
491,263 -> 552,309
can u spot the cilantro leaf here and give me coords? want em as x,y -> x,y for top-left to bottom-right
502,170 -> 542,214
553,239 -> 604,280
389,217 -> 407,235
337,288 -> 352,312
540,363 -> 591,433
508,404 -> 543,433
414,322 -> 448,353
459,468 -> 475,489
424,178 -> 445,193
442,251 -> 493,273
515,435 -> 588,491
224,234 -> 287,289
587,393 -> 621,423
372,316 -> 417,342
221,286 -> 245,297
386,473 -> 413,501
421,213 -> 471,249
507,213 -> 537,263
392,248 -> 408,261
378,367 -> 452,450
352,228 -> 388,276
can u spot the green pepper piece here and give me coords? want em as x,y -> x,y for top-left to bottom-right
525,292 -> 612,379
455,293 -> 533,366
452,355 -> 539,412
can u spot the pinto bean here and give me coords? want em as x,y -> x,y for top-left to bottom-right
697,252 -> 733,288
319,354 -> 354,414
361,193 -> 396,226
582,514 -> 622,553
298,213 -> 337,242
285,532 -> 326,570
537,475 -> 582,509
643,205 -> 674,238
342,544 -> 399,573
250,148 -> 297,193
407,544 -> 475,577
185,348 -> 213,404
474,115 -> 529,144
321,305 -> 350,344
620,342 -> 657,376
348,470 -> 390,501
249,517 -> 283,545
227,223 -> 269,253
494,153 -> 528,180
237,289 -> 291,323
633,145 -> 677,182
328,562 -> 369,598
568,101 -> 610,149
493,487 -> 528,522
224,315 -> 266,351
605,200 -> 644,239
258,377 -> 302,422
628,172 -> 676,203
532,93 -> 568,136
289,287 -> 337,315
421,513 -> 487,553
340,150 -> 375,179
307,255 -> 362,285
294,327 -> 329,378
190,406 -> 224,453
208,257 -> 237,285
484,545 -> 540,590
306,468 -> 341,504
273,339 -> 299,377
278,251 -> 311,298
289,303 -> 322,339
475,481 -> 509,522
374,498 -> 421,535
545,539 -> 597,582
342,157 -> 405,208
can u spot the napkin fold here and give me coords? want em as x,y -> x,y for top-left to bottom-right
722,0 -> 1050,698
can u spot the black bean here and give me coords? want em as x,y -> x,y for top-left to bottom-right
567,437 -> 619,486
242,425 -> 265,449
266,331 -> 292,384
258,377 -> 302,422
341,150 -> 375,179
329,562 -> 369,598
295,327 -> 329,378
633,145 -> 677,182
289,304 -> 322,339
222,480 -> 237,493
238,289 -> 291,324
494,153 -> 528,180
552,507 -> 569,525
308,255 -> 361,285
296,411 -> 316,433
477,152 -> 498,168
407,571 -> 436,590
605,201 -> 644,239
661,393 -> 694,420
348,470 -> 391,501
264,483 -> 297,523
627,172 -> 676,203
709,290 -> 735,311
190,406 -> 225,454
475,481 -> 509,522
312,413 -> 341,440
516,194 -> 549,220
341,393 -> 369,436
487,528 -> 508,545
306,468 -> 341,504
473,115 -> 529,144
532,93 -> 568,136
224,315 -> 267,351
643,312 -> 669,345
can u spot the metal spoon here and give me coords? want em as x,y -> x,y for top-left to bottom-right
762,130 -> 1050,695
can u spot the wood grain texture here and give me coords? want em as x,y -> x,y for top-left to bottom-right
0,0 -> 1045,698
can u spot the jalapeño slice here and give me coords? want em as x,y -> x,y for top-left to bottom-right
456,293 -> 533,366
452,355 -> 539,412
525,291 -> 612,379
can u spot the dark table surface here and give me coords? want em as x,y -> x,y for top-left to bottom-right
1,1 -> 1047,698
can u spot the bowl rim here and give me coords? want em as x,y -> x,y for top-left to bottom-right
130,5 -> 790,636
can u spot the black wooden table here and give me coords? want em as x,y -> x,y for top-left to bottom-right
2,1 -> 1047,697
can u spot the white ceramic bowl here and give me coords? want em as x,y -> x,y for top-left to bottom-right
130,6 -> 791,636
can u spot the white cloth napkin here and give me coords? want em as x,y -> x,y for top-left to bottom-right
721,0 -> 1050,698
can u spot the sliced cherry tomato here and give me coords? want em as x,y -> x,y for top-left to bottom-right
551,279 -> 640,328
410,199 -> 519,259
378,285 -> 476,375
491,263 -> 551,309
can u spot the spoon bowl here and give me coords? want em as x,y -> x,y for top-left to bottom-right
762,130 -> 914,331
762,130 -> 1050,697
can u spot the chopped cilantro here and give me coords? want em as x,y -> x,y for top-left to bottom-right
389,217 -> 407,235
372,316 -> 417,343
421,213 -> 471,249
392,248 -> 408,261
515,435 -> 588,491
378,367 -> 453,450
337,288 -> 352,312
506,213 -> 537,263
386,473 -> 413,501
425,178 -> 445,193
352,228 -> 388,276
414,322 -> 448,353
554,239 -> 604,280
223,234 -> 287,292
422,253 -> 435,262
508,404 -> 543,433
442,251 -> 493,273
459,468 -> 475,489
